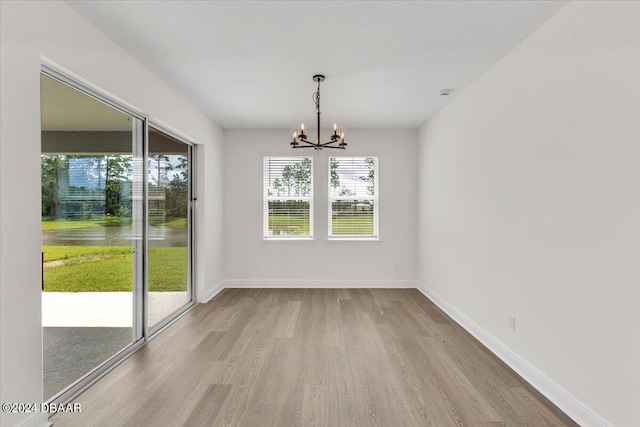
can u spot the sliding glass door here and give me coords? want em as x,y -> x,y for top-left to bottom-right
41,72 -> 194,403
147,127 -> 193,330
41,73 -> 144,400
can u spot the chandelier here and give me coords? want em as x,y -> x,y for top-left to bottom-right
290,75 -> 346,150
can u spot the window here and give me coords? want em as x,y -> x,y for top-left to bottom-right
329,156 -> 378,239
263,156 -> 313,239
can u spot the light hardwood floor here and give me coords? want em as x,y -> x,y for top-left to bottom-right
51,288 -> 577,426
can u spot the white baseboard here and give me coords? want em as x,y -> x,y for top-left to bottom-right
197,281 -> 224,303
415,281 -> 610,427
222,279 -> 418,289
16,412 -> 50,427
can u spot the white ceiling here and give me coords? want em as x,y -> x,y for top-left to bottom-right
67,1 -> 567,130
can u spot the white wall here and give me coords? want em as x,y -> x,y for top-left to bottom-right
417,2 -> 640,426
195,140 -> 225,301
224,130 -> 417,286
0,2 -> 224,426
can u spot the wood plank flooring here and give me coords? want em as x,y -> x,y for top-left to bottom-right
51,289 -> 577,426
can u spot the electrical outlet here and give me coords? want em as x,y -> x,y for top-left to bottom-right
508,315 -> 516,331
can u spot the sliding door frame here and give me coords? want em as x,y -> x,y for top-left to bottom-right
40,64 -> 147,407
40,60 -> 197,407
146,120 -> 196,336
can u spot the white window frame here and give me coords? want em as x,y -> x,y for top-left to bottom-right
328,156 -> 379,240
263,156 -> 314,240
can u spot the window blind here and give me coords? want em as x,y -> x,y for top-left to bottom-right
329,156 -> 378,238
263,156 -> 313,238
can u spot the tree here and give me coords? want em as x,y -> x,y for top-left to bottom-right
293,157 -> 312,196
177,155 -> 188,179
359,157 -> 375,196
166,155 -> 188,218
338,187 -> 355,196
273,178 -> 283,197
148,154 -> 173,187
41,155 -> 66,218
282,164 -> 294,196
330,158 -> 340,190
105,155 -> 132,217
165,173 -> 188,218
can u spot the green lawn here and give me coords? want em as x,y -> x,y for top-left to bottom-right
332,216 -> 375,235
267,215 -> 374,236
43,246 -> 187,292
42,219 -> 103,231
148,248 -> 189,292
268,215 -> 310,235
43,246 -> 131,262
160,217 -> 188,228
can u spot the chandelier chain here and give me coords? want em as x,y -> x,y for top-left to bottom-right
313,81 -> 321,112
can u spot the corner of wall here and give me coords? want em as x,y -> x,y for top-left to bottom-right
198,280 -> 225,304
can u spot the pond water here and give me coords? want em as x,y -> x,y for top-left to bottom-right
42,226 -> 187,247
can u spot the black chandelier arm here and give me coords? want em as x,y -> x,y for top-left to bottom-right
319,140 -> 342,146
292,139 -> 346,149
291,139 -> 317,147
292,144 -> 345,149
296,137 -> 347,147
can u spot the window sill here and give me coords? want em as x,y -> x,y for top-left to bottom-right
262,237 -> 315,242
326,237 -> 380,243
